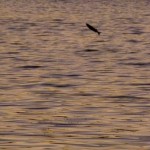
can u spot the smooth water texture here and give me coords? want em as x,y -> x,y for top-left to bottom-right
0,0 -> 150,149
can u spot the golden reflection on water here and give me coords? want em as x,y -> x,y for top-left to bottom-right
0,0 -> 150,150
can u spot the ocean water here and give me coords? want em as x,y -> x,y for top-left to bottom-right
0,0 -> 150,149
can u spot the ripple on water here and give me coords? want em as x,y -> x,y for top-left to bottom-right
40,83 -> 77,88
74,49 -> 102,58
18,65 -> 44,70
122,62 -> 150,67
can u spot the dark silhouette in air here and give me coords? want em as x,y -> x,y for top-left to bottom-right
86,23 -> 101,35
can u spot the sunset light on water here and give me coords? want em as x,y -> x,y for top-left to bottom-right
0,0 -> 150,149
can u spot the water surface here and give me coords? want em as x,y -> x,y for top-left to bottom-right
0,0 -> 150,150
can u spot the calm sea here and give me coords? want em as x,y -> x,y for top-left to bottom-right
0,0 -> 150,149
